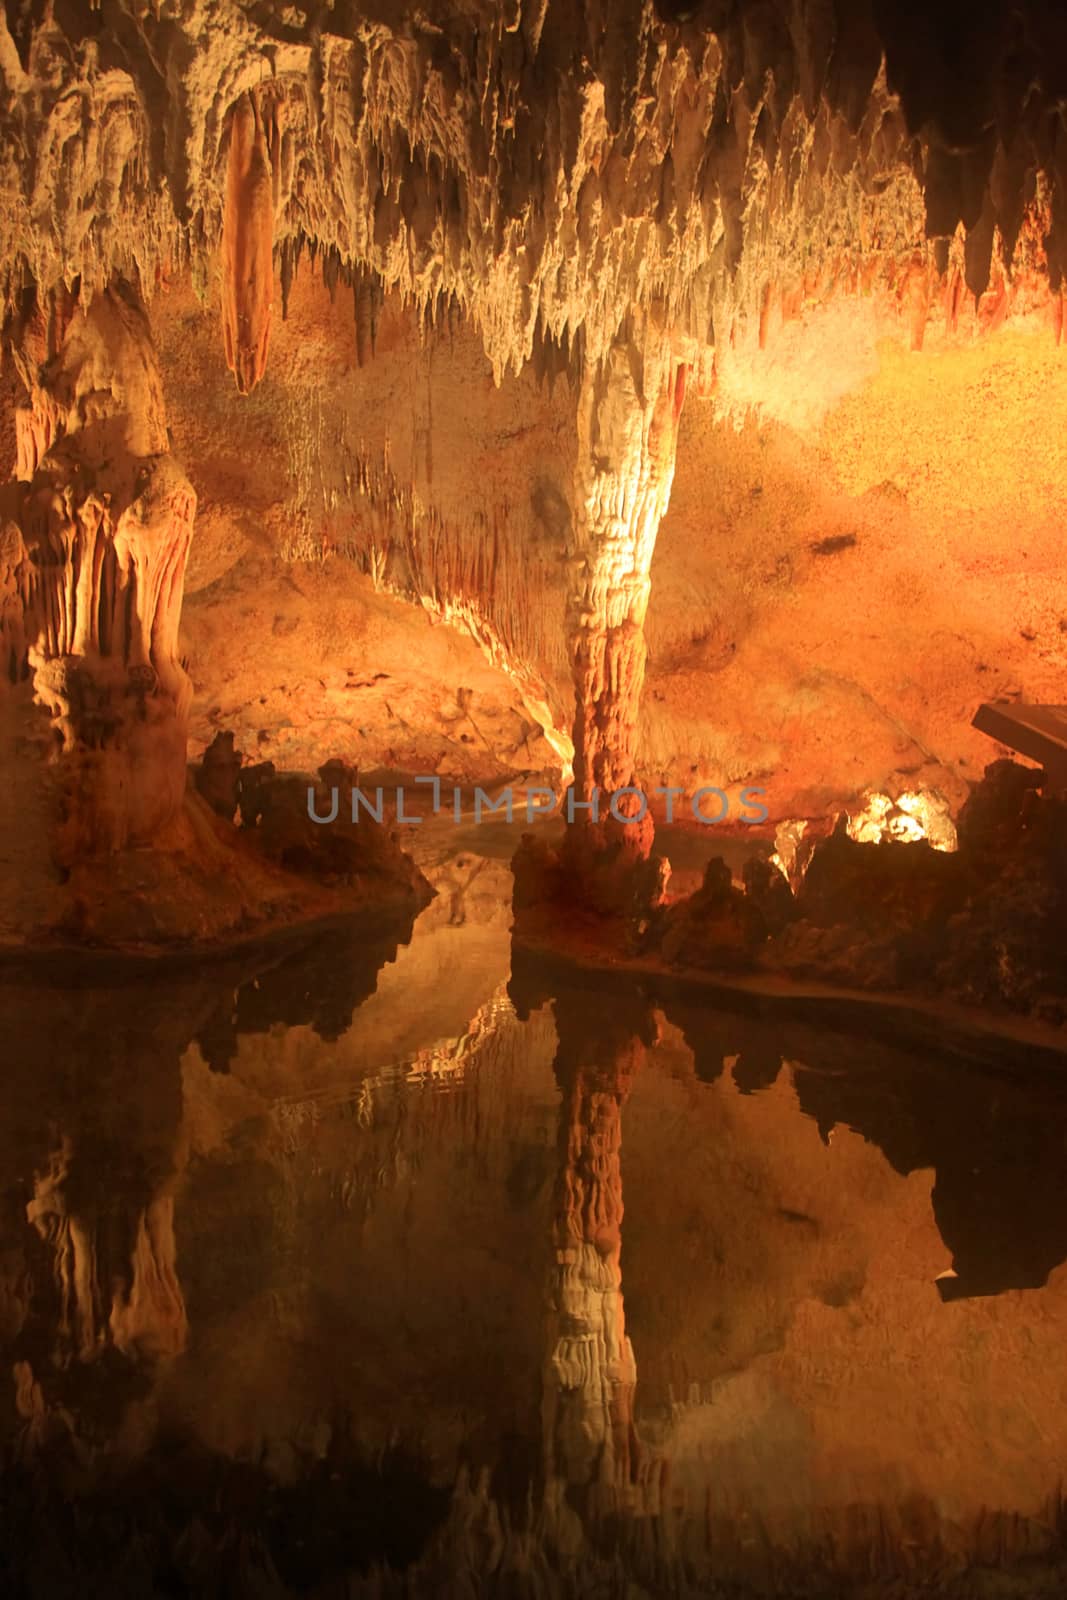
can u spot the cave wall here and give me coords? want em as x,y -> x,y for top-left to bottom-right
643,305 -> 1067,820
118,260 -> 1067,824
146,268 -> 577,779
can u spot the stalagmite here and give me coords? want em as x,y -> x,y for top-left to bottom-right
560,332 -> 687,901
0,281 -> 195,865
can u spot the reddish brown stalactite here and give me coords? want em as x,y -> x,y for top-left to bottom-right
221,93 -> 275,395
353,265 -> 381,368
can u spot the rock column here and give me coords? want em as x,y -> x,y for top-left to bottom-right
562,332 -> 687,907
0,281 -> 195,870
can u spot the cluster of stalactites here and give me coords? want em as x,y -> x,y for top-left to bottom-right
0,281 -> 195,853
5,2 -> 1067,394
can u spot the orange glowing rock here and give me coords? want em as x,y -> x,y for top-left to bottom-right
845,790 -> 958,852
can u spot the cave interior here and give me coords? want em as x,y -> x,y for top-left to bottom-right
3,1 -> 1067,1596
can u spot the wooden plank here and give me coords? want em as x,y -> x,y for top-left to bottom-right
972,702 -> 1067,784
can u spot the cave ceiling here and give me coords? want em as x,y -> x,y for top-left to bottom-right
2,0 -> 1066,389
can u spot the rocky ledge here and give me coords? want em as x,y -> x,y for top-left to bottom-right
513,758 -> 1067,1038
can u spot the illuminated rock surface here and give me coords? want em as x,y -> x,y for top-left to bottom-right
2,0 -> 1067,900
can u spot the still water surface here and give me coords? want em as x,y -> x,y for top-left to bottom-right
2,841 -> 1067,1596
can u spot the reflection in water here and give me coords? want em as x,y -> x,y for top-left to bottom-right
581,967 -> 1067,1304
26,1136 -> 187,1366
2,865 -> 1067,1595
787,1057 -> 1067,1302
540,990 -> 656,1521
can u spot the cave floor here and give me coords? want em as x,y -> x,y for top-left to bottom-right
3,832 -> 1067,1598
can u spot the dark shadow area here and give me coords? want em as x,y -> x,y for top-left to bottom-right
0,1429 -> 448,1597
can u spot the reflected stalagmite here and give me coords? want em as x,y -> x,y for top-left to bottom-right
0,914 -> 416,1457
27,1139 -> 188,1368
533,980 -> 672,1532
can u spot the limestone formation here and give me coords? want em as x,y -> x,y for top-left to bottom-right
27,1139 -> 188,1366
0,282 -> 432,945
563,333 -> 686,884
0,280 -> 195,865
7,8 -> 1067,1595
221,91 -> 275,393
544,988 -> 665,1522
3,2 -> 1067,389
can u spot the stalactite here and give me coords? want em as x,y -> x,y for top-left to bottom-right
4,4 -> 1066,389
279,236 -> 297,319
322,243 -> 342,302
352,263 -> 381,366
279,388 -> 574,765
220,91 -> 275,394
